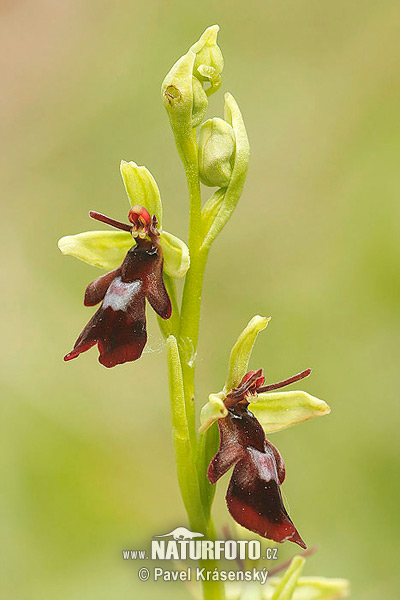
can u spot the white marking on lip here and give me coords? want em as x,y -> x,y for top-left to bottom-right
102,277 -> 141,311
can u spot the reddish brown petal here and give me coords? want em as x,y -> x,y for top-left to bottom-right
207,417 -> 246,484
84,268 -> 121,306
143,258 -> 172,319
226,448 -> 306,548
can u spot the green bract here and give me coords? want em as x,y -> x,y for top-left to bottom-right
201,188 -> 225,239
198,117 -> 235,188
201,93 -> 250,250
58,163 -> 189,279
249,390 -> 331,434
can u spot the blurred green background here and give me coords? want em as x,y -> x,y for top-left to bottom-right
2,1 -> 400,598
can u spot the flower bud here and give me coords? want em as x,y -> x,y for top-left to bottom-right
191,25 -> 224,96
162,25 -> 224,143
198,118 -> 235,188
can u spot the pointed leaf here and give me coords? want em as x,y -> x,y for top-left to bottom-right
249,391 -> 331,434
224,315 -> 270,393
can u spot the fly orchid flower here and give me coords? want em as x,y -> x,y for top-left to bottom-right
200,316 -> 330,548
63,206 -> 171,367
208,368 -> 313,548
58,161 -> 190,367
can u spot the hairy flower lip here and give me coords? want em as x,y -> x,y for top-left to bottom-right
207,402 -> 306,549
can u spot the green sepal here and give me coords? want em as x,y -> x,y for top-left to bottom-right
58,229 -> 189,279
249,391 -> 331,434
201,93 -> 250,249
58,230 -> 133,271
224,315 -> 270,393
120,160 -> 163,226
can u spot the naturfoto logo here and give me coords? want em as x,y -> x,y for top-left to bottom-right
148,527 -> 275,561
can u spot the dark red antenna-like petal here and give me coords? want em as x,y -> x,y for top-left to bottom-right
89,211 -> 132,232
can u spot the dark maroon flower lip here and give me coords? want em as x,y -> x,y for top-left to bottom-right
64,206 -> 171,368
207,367 -> 312,548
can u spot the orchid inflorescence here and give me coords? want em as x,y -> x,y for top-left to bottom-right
58,25 -> 349,600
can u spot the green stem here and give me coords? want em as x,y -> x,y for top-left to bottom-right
177,127 -> 205,449
164,127 -> 224,600
167,337 -> 224,600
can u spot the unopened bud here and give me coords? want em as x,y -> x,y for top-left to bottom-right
198,117 -> 235,188
191,25 -> 224,96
